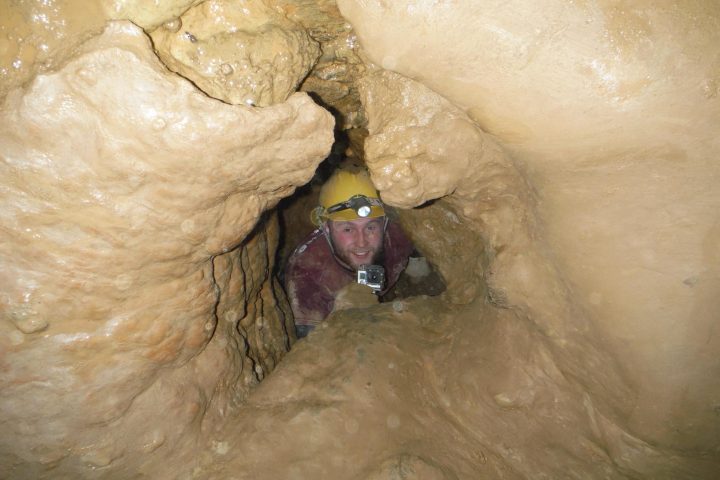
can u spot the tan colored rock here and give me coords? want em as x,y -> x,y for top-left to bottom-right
0,20 -> 333,477
103,0 -> 203,30
339,0 -> 720,151
341,0 -> 720,458
242,0 -> 370,128
2,1 -> 720,479
0,0 -> 107,100
193,297 -> 658,479
359,70 -> 526,307
150,0 -> 320,106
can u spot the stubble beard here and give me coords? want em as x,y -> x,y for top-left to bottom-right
334,243 -> 385,271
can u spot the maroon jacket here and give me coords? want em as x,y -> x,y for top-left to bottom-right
284,222 -> 413,327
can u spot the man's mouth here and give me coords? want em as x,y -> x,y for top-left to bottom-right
350,250 -> 372,262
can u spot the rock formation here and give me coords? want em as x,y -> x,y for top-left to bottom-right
338,0 -> 720,455
150,0 -> 320,107
1,1 -> 719,479
0,19 -> 333,477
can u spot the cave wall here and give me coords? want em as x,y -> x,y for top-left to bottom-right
1,0 -> 719,479
339,0 -> 720,452
0,19 -> 333,477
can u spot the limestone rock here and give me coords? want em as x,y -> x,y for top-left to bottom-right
2,1 -> 720,479
103,0 -> 204,30
355,65 -> 719,477
273,0 -> 368,128
358,70 -> 523,306
150,0 -> 320,106
0,20 -> 333,477
0,0 -> 107,100
343,0 -> 720,459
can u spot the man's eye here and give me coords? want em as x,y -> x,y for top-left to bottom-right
343,227 -> 352,233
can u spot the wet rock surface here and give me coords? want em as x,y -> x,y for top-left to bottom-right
340,0 -> 720,460
1,1 -> 720,479
0,20 -> 332,478
150,0 -> 320,107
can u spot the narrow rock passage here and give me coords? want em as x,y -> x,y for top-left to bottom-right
1,2 -> 719,479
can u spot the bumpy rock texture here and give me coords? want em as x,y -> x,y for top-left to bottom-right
0,0 -> 106,100
2,1 -> 720,479
0,20 -> 333,478
150,0 -> 320,107
339,0 -> 720,457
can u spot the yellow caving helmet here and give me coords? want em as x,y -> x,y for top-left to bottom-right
311,170 -> 385,225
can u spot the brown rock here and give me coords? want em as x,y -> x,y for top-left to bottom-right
2,1 -> 720,479
0,20 -> 333,477
150,0 -> 320,106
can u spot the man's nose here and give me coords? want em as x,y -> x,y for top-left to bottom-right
356,230 -> 369,247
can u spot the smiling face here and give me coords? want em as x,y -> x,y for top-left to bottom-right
327,216 -> 385,270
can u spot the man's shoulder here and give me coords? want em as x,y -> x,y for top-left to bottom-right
287,228 -> 331,271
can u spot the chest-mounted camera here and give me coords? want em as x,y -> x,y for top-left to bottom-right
357,264 -> 385,292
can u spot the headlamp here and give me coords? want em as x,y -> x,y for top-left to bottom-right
326,195 -> 383,218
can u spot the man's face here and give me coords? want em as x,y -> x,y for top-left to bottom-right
327,217 -> 385,270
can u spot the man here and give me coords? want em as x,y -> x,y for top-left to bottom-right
284,169 -> 414,338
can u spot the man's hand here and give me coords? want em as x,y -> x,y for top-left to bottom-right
332,282 -> 379,312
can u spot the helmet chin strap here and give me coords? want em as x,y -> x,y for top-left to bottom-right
321,222 -> 334,253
